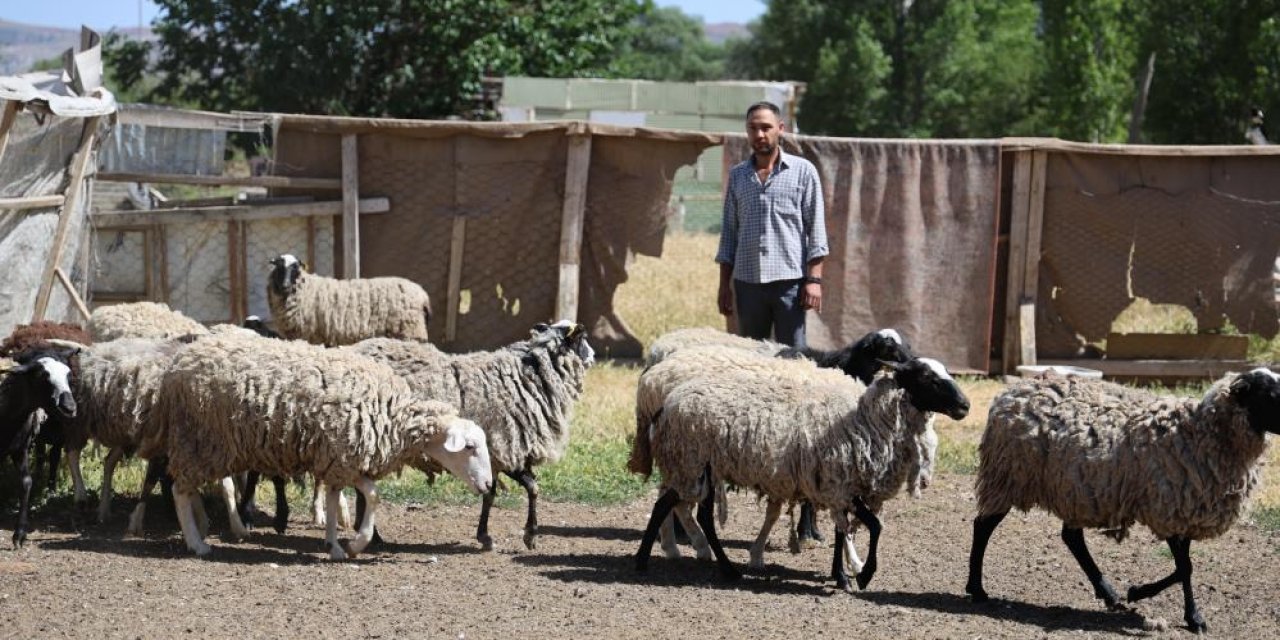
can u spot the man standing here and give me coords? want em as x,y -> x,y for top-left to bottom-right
717,101 -> 827,348
716,101 -> 829,544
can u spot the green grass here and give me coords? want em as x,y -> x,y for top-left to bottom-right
1253,505 -> 1280,534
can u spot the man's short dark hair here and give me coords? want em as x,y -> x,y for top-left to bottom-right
746,101 -> 783,120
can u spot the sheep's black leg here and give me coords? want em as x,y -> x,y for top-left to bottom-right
12,444 -> 34,547
797,502 -> 824,544
31,440 -> 47,495
965,510 -> 1007,602
353,490 -> 385,545
1061,525 -> 1122,609
636,489 -> 680,572
697,484 -> 741,582
270,476 -> 289,534
506,469 -> 540,550
1129,536 -> 1205,633
237,471 -> 261,528
831,526 -> 850,591
852,498 -> 881,590
44,440 -> 61,494
476,482 -> 498,551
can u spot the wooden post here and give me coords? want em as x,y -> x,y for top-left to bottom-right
555,134 -> 592,323
156,225 -> 170,303
53,268 -> 91,322
1019,150 -> 1048,368
0,100 -> 19,166
341,134 -> 360,279
227,221 -> 245,322
445,217 -> 467,342
306,217 -> 317,271
1001,149 -> 1048,373
32,116 -> 101,322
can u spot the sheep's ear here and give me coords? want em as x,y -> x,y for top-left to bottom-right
567,323 -> 585,339
269,256 -> 283,267
878,359 -> 905,373
300,261 -> 309,272
532,322 -> 550,336
46,338 -> 89,351
443,428 -> 467,453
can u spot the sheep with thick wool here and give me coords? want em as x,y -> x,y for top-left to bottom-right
157,334 -> 492,558
349,320 -> 594,550
966,368 -> 1280,633
629,327 -> 921,567
87,302 -> 208,343
267,254 -> 431,346
635,356 -> 969,590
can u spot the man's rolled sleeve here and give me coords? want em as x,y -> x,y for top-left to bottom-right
803,168 -> 829,262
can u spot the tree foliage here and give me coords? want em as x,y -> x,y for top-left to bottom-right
108,0 -> 642,118
612,3 -> 728,81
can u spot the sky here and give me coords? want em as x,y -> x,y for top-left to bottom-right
2,0 -> 764,31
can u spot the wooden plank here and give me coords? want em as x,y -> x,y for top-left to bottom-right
0,100 -> 19,165
32,116 -> 101,322
1001,150 -> 1033,373
1018,149 -> 1048,367
1039,358 -> 1249,379
98,171 -> 341,190
91,197 -> 389,226
0,195 -> 66,210
1106,333 -> 1249,360
341,134 -> 360,279
53,268 -> 91,322
555,134 -> 592,322
156,225 -> 169,303
445,217 -> 467,342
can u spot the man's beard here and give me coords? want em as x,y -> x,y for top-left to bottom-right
753,141 -> 775,155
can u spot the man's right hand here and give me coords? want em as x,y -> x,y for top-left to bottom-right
717,281 -> 734,316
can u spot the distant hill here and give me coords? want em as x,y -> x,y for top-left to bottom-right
0,19 -> 152,75
704,22 -> 749,44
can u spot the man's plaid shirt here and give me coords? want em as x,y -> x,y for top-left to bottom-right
715,149 -> 829,283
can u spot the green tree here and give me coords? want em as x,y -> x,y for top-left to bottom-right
107,0 -> 643,119
613,3 -> 728,81
1037,0 -> 1136,142
1136,0 -> 1280,144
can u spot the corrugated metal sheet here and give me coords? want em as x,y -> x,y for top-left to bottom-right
100,123 -> 226,175
502,77 -> 570,109
567,79 -> 634,110
636,81 -> 701,113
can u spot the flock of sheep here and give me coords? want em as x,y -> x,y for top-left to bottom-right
2,253 -> 1280,634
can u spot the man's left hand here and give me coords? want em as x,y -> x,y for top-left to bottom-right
802,282 -> 822,312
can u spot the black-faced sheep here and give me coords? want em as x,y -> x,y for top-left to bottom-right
966,368 -> 1280,633
349,320 -> 594,551
636,356 -> 969,590
267,254 -> 431,347
0,348 -> 78,546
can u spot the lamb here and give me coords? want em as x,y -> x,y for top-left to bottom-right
965,368 -> 1280,633
349,320 -> 594,550
87,301 -> 208,342
156,334 -> 493,558
635,356 -> 969,590
267,253 -> 431,346
0,322 -> 93,496
0,347 -> 78,546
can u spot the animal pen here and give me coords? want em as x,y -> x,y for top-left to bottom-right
2,94 -> 1279,375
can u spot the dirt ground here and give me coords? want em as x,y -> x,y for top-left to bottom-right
3,474 -> 1279,639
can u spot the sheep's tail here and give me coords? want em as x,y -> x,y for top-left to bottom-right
626,407 -> 658,478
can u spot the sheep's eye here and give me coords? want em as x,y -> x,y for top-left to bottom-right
466,443 -> 477,451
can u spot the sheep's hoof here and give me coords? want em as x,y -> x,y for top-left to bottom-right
788,530 -> 801,554
748,557 -> 765,570
11,531 -> 26,549
338,539 -> 359,559
478,534 -> 494,552
272,519 -> 288,535
523,530 -> 537,550
965,582 -> 990,603
328,543 -> 348,561
834,575 -> 852,593
660,544 -> 682,560
190,543 -> 213,557
855,569 -> 875,591
1186,612 -> 1207,634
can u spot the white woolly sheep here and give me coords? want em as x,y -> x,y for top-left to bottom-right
349,320 -> 594,550
635,356 -> 969,590
267,253 -> 431,346
0,348 -> 78,546
87,301 -> 208,343
157,334 -> 493,558
629,327 -> 919,563
966,368 -> 1280,633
